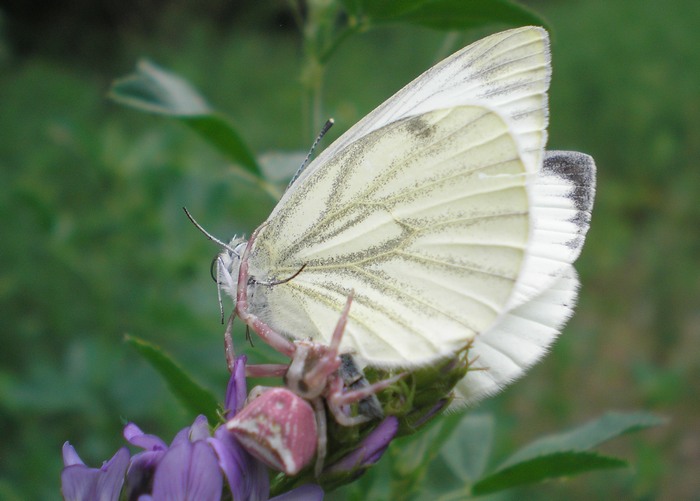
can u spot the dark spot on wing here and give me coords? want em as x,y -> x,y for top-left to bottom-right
404,115 -> 436,141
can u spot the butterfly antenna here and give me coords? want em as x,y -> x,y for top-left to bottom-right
286,118 -> 334,191
257,263 -> 307,287
183,207 -> 238,254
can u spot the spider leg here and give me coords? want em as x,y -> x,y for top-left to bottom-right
325,370 -> 406,427
224,310 -> 288,377
235,222 -> 296,358
325,376 -> 372,427
311,397 -> 327,478
332,373 -> 405,407
224,312 -> 237,372
246,364 -> 289,378
223,308 -> 286,384
329,290 -> 354,352
302,292 -> 354,388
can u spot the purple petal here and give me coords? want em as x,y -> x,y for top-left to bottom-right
150,440 -> 222,501
225,355 -> 248,414
62,442 -> 84,467
209,426 -> 269,501
170,426 -> 191,447
124,423 -> 168,451
411,399 -> 449,429
124,450 -> 163,500
166,415 -> 211,448
271,484 -> 324,501
325,417 -> 398,474
95,448 -> 130,500
62,465 -> 100,501
128,450 -> 163,473
61,447 -> 130,501
188,415 -> 211,442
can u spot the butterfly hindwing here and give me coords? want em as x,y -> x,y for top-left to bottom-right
454,151 -> 596,405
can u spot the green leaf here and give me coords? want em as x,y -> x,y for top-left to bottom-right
470,411 -> 666,496
501,411 -> 666,468
392,410 -> 465,475
472,451 -> 627,496
125,335 -> 220,423
440,413 -> 494,482
388,411 -> 468,500
109,60 -> 261,176
411,414 -> 493,500
344,0 -> 547,31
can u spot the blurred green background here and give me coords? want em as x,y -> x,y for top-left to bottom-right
1,0 -> 698,499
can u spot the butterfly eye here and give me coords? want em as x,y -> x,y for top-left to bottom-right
209,255 -> 220,283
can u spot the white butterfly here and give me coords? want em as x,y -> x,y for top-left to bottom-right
217,26 -> 596,407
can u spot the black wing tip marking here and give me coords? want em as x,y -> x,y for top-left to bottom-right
542,150 -> 597,213
542,150 -> 596,251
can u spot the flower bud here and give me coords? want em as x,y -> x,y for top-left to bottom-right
362,348 -> 470,435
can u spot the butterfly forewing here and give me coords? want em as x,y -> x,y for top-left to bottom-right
248,106 -> 531,366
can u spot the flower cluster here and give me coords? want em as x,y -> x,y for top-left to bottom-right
61,355 -> 399,500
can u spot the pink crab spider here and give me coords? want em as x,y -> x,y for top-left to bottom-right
219,223 -> 403,476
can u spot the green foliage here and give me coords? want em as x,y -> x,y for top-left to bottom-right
470,412 -> 664,496
125,335 -> 220,423
340,0 -> 547,31
109,60 -> 265,186
335,411 -> 662,499
472,452 -> 626,496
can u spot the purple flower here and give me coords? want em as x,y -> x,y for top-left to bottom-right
325,416 -> 399,479
61,443 -> 129,501
208,356 -> 271,500
124,415 -> 222,501
61,356 -> 323,501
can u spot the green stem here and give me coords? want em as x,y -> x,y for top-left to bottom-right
319,22 -> 362,64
